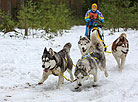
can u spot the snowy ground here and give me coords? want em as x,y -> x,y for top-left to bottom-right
0,26 -> 138,102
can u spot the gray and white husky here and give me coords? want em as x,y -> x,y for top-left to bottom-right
78,36 -> 108,77
38,42 -> 74,89
78,30 -> 104,56
74,55 -> 98,89
78,36 -> 94,56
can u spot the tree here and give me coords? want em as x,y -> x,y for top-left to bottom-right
17,0 -> 38,36
38,0 -> 72,35
0,10 -> 15,33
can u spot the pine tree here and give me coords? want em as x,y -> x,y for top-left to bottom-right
38,0 -> 72,35
0,10 -> 15,34
17,0 -> 38,36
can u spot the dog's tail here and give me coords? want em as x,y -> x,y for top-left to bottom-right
90,30 -> 104,51
63,42 -> 72,54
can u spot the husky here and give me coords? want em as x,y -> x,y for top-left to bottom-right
78,36 -> 94,56
74,55 -> 98,89
78,36 -> 108,77
78,30 -> 104,56
112,33 -> 129,72
90,43 -> 108,77
38,42 -> 74,89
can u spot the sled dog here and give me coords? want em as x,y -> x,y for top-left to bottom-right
78,30 -> 104,55
78,36 -> 108,77
38,42 -> 74,89
74,55 -> 98,89
112,33 -> 129,72
78,36 -> 94,56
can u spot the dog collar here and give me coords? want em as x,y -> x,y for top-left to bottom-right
50,65 -> 57,71
82,52 -> 97,60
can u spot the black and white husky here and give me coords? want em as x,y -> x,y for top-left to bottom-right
74,55 -> 98,89
38,42 -> 74,89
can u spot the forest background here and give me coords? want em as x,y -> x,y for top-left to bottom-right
0,0 -> 138,36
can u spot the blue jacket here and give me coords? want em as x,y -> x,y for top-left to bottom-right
85,9 -> 104,26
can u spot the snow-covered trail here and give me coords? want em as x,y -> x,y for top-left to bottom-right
0,26 -> 138,102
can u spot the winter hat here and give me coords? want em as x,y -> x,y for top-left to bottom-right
92,3 -> 97,9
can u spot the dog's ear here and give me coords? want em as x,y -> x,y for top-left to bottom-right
83,67 -> 87,72
97,43 -> 100,46
49,48 -> 55,56
43,47 -> 47,54
120,33 -> 127,38
80,36 -> 82,39
84,36 -> 90,41
84,36 -> 88,40
84,72 -> 88,76
119,36 -> 125,42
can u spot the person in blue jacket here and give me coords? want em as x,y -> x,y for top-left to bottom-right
85,3 -> 104,39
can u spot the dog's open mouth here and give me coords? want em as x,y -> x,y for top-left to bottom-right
121,50 -> 128,54
82,49 -> 87,53
43,66 -> 51,72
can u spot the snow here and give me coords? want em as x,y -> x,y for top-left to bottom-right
0,26 -> 138,102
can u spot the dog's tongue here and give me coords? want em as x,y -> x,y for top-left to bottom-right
44,68 -> 49,72
121,50 -> 128,54
83,49 -> 86,52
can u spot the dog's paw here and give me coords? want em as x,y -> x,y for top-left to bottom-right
119,67 -> 123,72
105,72 -> 109,77
56,85 -> 61,89
118,65 -> 121,69
38,82 -> 43,85
93,84 -> 98,87
119,69 -> 122,72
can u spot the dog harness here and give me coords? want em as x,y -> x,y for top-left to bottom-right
82,52 -> 97,60
79,56 -> 96,76
49,52 -> 69,75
